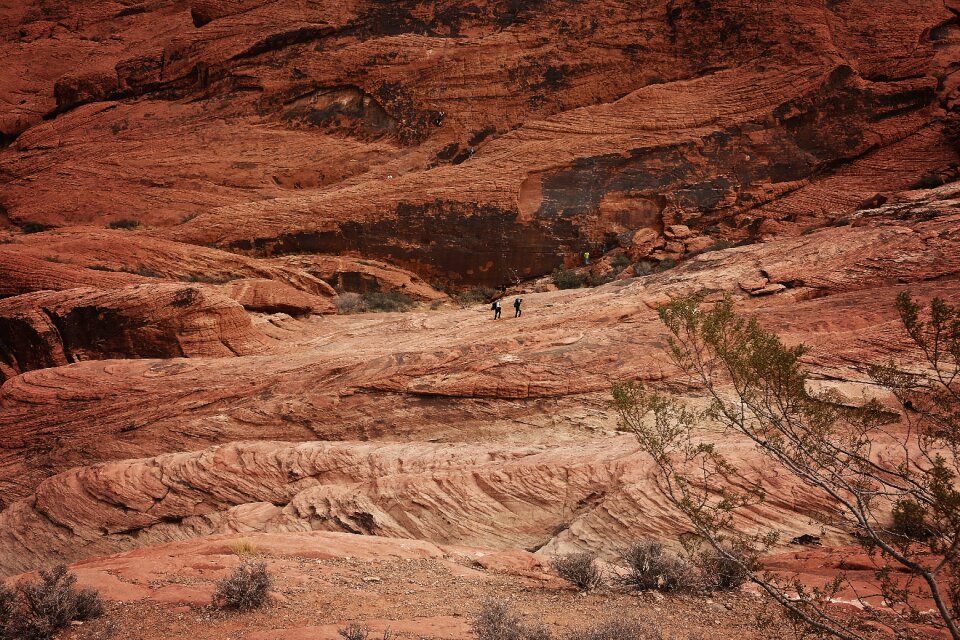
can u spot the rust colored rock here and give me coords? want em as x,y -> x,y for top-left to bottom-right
1,0 -> 957,284
739,277 -> 769,293
0,252 -> 147,298
3,228 -> 336,297
684,236 -> 715,253
220,278 -> 335,315
189,0 -> 271,26
268,255 -> 446,301
625,228 -> 663,262
0,188 -> 958,574
0,284 -> 270,382
53,70 -> 118,112
4,4 -> 960,624
749,283 -> 787,296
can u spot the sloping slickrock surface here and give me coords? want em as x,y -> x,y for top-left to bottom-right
0,437 -> 828,576
1,186 -> 958,572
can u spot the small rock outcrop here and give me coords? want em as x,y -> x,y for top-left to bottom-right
0,284 -> 271,382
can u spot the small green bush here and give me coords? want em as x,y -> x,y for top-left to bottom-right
586,273 -> 615,287
337,292 -> 364,314
910,173 -> 944,190
181,273 -> 235,284
695,239 -> 733,254
108,219 -> 140,230
121,264 -> 160,278
337,624 -> 392,640
692,545 -> 753,591
552,268 -> 586,290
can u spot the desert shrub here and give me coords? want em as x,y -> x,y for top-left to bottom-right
360,291 -> 416,312
337,624 -> 392,640
522,622 -> 554,640
564,618 -> 660,640
182,273 -> 235,284
586,272 -> 615,287
122,264 -> 160,278
455,286 -> 497,306
653,258 -> 676,272
618,540 -> 690,592
696,239 -> 733,254
213,560 -> 271,611
231,538 -> 257,556
337,292 -> 364,314
472,599 -> 550,640
610,253 -> 631,271
690,543 -> 754,591
0,583 -> 17,639
614,293 -> 960,638
1,565 -> 105,640
108,218 -> 140,230
73,587 -> 104,620
472,599 -> 525,640
551,552 -> 602,592
944,115 -> 960,148
552,268 -> 586,290
634,261 -> 654,276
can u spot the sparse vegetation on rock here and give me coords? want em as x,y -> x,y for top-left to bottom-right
108,219 -> 140,230
337,291 -> 417,313
614,293 -> 960,639
213,560 -> 272,611
338,623 -> 392,640
564,618 -> 661,640
617,540 -> 691,592
473,599 -> 660,640
552,268 -> 586,290
0,564 -> 104,640
551,552 -> 603,591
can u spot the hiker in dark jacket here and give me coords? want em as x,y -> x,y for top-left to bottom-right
513,297 -> 523,317
492,298 -> 502,319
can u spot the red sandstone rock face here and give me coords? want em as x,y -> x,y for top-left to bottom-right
3,4 -> 960,634
3,228 -> 337,296
220,278 -> 335,315
268,255 -> 448,300
0,283 -> 272,382
1,0 -> 958,284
